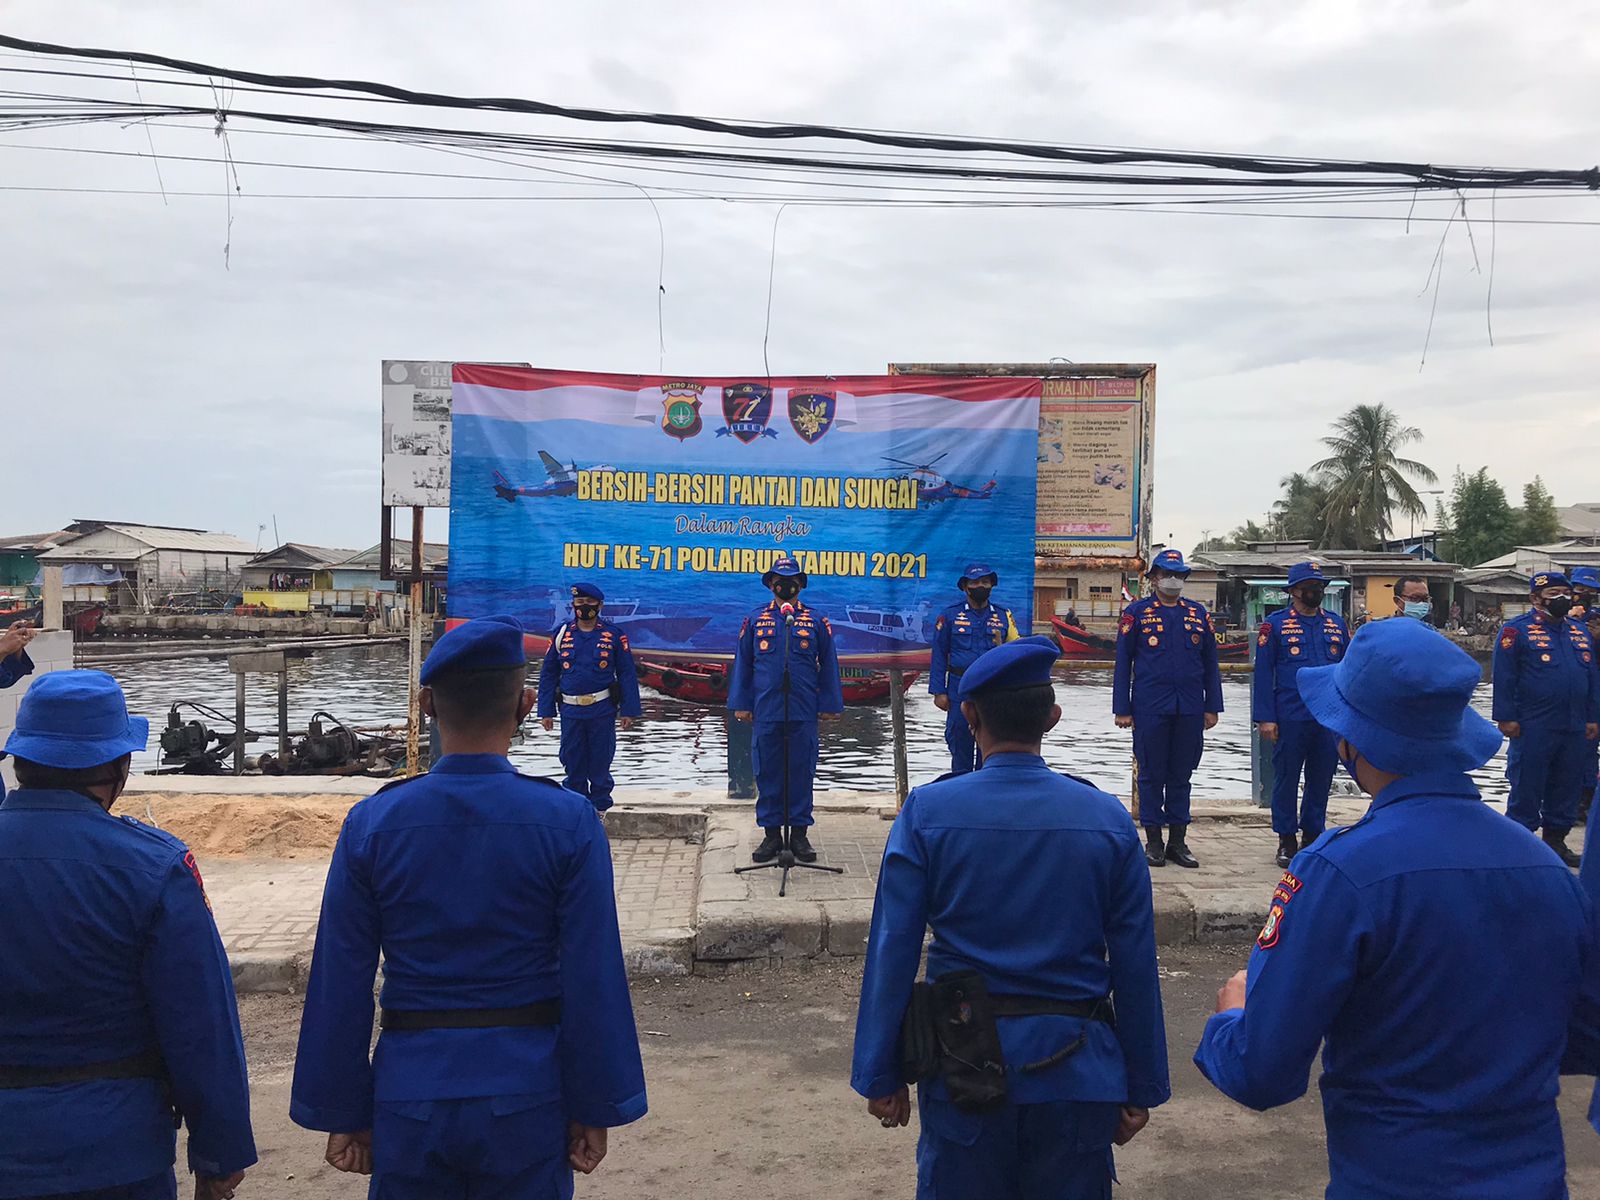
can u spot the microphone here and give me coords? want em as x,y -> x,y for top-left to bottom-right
780,602 -> 796,625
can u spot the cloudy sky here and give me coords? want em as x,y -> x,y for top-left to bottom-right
3,0 -> 1597,560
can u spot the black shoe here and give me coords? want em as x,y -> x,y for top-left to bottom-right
752,827 -> 783,863
1144,828 -> 1166,868
1166,827 -> 1200,869
1543,829 -> 1582,869
1300,830 -> 1320,854
1275,835 -> 1297,869
790,827 -> 817,863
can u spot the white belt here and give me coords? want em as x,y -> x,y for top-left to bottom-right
561,688 -> 611,707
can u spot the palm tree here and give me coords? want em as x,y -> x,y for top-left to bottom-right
1307,404 -> 1437,548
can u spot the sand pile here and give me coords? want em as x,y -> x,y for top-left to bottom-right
123,794 -> 357,859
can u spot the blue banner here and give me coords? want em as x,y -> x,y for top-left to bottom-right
447,366 -> 1041,664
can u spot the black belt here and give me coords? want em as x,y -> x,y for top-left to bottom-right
990,995 -> 1114,1074
0,1048 -> 166,1090
991,994 -> 1115,1024
380,1000 -> 561,1032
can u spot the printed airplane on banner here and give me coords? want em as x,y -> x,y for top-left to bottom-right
447,366 -> 1042,664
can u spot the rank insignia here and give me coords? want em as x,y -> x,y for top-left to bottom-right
660,382 -> 705,441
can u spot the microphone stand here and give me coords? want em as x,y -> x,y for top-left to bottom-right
736,600 -> 844,896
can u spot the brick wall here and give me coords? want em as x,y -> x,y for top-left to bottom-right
0,630 -> 75,790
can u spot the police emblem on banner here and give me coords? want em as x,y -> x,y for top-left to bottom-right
787,389 -> 837,445
659,382 -> 705,441
717,383 -> 778,443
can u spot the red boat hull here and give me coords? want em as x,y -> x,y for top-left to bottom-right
637,659 -> 918,706
1050,616 -> 1248,661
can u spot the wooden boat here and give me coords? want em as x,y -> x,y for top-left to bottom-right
637,659 -> 919,706
1050,615 -> 1250,662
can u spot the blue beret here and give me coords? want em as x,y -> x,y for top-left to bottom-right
959,562 -> 999,588
1568,566 -> 1599,589
1286,561 -> 1327,588
958,637 -> 1060,700
1530,571 -> 1569,592
570,581 -> 605,603
1148,549 -> 1189,576
420,615 -> 528,684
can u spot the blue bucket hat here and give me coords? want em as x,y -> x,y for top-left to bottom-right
1296,619 -> 1501,775
570,581 -> 605,603
1148,549 -> 1190,577
1285,561 -> 1327,588
1530,571 -> 1569,592
420,615 -> 528,685
958,562 -> 999,590
761,554 -> 807,588
3,670 -> 149,769
1568,566 -> 1599,590
959,637 -> 1060,700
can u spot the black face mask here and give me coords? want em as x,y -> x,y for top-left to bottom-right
773,580 -> 800,601
1545,596 -> 1574,620
965,587 -> 992,607
1297,587 -> 1325,608
574,606 -> 600,622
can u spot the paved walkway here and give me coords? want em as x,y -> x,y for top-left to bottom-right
178,785 -> 1588,991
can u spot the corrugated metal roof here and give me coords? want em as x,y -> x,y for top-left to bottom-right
341,542 -> 448,568
41,524 -> 256,556
245,543 -> 358,568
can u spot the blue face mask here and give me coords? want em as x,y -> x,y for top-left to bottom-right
1339,740 -> 1364,790
1402,601 -> 1431,620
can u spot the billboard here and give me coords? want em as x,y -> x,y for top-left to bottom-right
446,366 -> 1042,663
382,359 -> 455,508
1034,374 -> 1151,560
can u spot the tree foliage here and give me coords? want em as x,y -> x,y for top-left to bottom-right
1517,476 -> 1563,545
1449,467 -> 1520,566
1306,403 -> 1438,549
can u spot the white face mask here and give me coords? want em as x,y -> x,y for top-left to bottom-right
1155,577 -> 1184,597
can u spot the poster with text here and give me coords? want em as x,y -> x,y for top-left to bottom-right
448,366 -> 1041,664
1035,375 -> 1150,558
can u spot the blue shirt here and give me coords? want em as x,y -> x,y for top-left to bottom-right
1112,596 -> 1223,717
0,649 -> 32,802
1194,772 -> 1598,1199
1492,611 -> 1599,732
1251,606 -> 1349,724
851,753 -> 1169,1110
728,600 -> 844,722
290,755 -> 646,1133
928,601 -> 1020,696
536,619 -> 642,722
0,788 -> 256,1196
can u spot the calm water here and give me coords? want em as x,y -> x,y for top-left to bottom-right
104,644 -> 1510,802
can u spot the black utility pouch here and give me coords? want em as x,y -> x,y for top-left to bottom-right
898,982 -> 940,1084
930,970 -> 1009,1112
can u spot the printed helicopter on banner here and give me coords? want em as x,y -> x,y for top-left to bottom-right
492,450 -> 617,502
876,454 -> 997,506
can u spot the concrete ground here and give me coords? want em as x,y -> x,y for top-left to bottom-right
232,945 -> 1600,1199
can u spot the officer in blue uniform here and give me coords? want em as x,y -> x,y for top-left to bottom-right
0,618 -> 36,802
536,582 -> 642,811
1491,571 -> 1600,867
1195,619 -> 1599,1200
729,555 -> 844,866
1113,549 -> 1223,869
1572,565 -> 1600,825
1252,562 -> 1350,868
929,562 -> 1021,775
292,616 -> 647,1197
0,671 -> 256,1200
852,638 -> 1169,1199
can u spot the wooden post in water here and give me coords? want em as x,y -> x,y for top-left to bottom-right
234,673 -> 247,776
277,671 -> 289,762
405,506 -> 425,776
890,668 -> 909,811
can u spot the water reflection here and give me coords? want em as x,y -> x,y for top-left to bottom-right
106,646 -> 1509,802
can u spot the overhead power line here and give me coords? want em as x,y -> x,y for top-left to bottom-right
0,32 -> 1595,193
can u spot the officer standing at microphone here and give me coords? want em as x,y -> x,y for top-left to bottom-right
730,555 -> 844,865
1113,549 -> 1223,870
1252,562 -> 1350,868
537,582 -> 642,812
929,562 -> 1021,775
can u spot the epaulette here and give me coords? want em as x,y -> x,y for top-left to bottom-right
1056,770 -> 1102,790
371,773 -> 423,796
514,772 -> 568,789
925,771 -> 959,785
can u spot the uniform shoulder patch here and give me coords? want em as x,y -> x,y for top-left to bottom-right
821,616 -> 832,632
1257,869 -> 1303,949
1257,623 -> 1272,646
182,849 -> 213,912
1499,627 -> 1517,650
935,615 -> 945,631
1119,615 -> 1134,636
739,617 -> 749,637
619,632 -> 630,651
